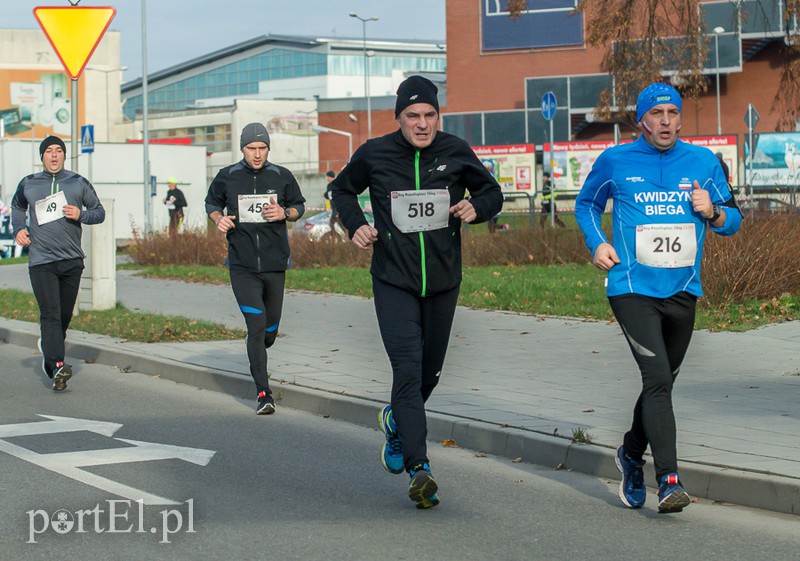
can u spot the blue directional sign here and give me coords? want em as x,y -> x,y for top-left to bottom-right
541,91 -> 557,121
80,125 -> 95,153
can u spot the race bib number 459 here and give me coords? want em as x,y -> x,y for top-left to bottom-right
635,223 -> 697,268
238,194 -> 276,223
390,189 -> 450,233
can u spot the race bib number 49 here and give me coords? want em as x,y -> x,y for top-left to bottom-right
35,191 -> 68,225
635,223 -> 697,268
238,194 -> 276,223
390,189 -> 450,233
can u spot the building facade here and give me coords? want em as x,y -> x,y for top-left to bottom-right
442,0 -> 794,154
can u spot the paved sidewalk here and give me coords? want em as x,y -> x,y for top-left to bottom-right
1,264 -> 799,514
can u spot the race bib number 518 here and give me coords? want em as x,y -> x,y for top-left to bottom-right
390,189 -> 450,233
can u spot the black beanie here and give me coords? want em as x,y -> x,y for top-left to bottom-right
395,75 -> 439,117
39,135 -> 67,159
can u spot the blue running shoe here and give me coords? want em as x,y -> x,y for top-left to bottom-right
379,405 -> 404,474
615,445 -> 646,508
658,472 -> 690,513
408,463 -> 439,509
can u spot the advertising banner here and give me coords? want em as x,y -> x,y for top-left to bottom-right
544,135 -> 738,194
746,132 -> 800,191
543,140 -> 616,194
682,135 -> 738,187
0,69 -> 77,138
472,144 -> 536,192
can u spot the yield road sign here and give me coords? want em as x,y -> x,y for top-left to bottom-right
33,6 -> 116,80
541,91 -> 557,121
81,125 -> 95,153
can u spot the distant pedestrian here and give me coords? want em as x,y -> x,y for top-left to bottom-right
163,177 -> 187,236
11,135 -> 106,391
715,152 -> 730,185
575,83 -> 742,513
332,75 -> 503,509
205,122 -> 306,415
539,172 -> 566,228
323,170 -> 344,238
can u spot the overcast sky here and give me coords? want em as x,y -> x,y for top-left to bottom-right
4,0 -> 446,80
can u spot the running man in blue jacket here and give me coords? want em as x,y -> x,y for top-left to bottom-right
575,83 -> 742,513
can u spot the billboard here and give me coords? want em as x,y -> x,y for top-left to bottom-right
481,0 -> 583,51
746,132 -> 800,190
544,135 -> 739,194
0,69 -> 77,139
472,144 -> 536,192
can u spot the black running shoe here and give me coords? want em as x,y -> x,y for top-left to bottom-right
52,362 -> 72,391
256,391 -> 276,415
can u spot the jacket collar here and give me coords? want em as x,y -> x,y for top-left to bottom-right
635,134 -> 683,156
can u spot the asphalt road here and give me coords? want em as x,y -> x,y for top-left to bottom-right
1,341 -> 798,561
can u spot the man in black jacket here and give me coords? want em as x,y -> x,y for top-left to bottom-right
205,122 -> 305,414
332,75 -> 503,509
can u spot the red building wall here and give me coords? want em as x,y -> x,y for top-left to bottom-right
444,0 -> 786,146
318,108 -> 399,174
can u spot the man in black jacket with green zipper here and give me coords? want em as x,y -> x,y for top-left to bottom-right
332,75 -> 503,509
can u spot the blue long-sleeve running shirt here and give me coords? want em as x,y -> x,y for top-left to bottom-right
575,137 -> 742,298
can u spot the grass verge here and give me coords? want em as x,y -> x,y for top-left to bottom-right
119,263 -> 800,331
0,288 -> 246,343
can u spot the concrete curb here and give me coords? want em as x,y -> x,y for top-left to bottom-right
1,323 -> 798,515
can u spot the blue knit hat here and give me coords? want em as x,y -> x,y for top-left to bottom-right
636,83 -> 682,122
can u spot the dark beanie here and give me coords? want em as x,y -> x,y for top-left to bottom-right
39,135 -> 66,159
395,75 -> 439,117
240,122 -> 270,149
326,170 -> 336,178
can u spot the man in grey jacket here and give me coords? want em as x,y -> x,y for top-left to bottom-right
11,135 -> 105,391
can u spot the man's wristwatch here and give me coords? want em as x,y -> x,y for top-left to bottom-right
710,204 -> 721,223
283,207 -> 290,220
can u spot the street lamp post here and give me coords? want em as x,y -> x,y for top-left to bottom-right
312,125 -> 353,166
87,66 -> 128,141
350,12 -> 379,140
713,26 -> 725,135
297,108 -> 316,173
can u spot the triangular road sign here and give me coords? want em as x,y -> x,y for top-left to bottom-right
34,6 -> 116,80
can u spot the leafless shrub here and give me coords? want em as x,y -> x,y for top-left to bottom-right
127,217 -> 800,311
289,235 -> 371,268
702,214 -> 800,306
128,226 -> 227,266
461,227 -> 592,266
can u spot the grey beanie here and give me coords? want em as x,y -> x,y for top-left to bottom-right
395,75 -> 439,117
240,122 -> 270,149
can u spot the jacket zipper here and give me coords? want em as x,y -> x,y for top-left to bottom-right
415,150 -> 427,297
253,173 -> 261,270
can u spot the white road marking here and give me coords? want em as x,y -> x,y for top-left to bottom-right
0,415 -> 215,505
